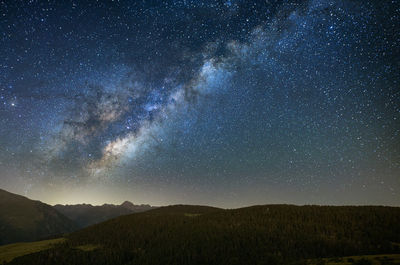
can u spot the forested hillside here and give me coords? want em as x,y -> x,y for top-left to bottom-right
5,205 -> 400,265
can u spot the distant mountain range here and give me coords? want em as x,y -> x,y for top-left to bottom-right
0,188 -> 156,245
53,201 -> 156,228
0,189 -> 76,245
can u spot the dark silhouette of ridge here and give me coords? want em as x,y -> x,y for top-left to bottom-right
0,189 -> 77,245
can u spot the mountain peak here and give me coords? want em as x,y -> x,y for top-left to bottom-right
120,201 -> 154,211
121,201 -> 134,208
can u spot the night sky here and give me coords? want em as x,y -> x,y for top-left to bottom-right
0,0 -> 399,207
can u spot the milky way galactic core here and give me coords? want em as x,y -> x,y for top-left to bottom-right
0,0 -> 399,207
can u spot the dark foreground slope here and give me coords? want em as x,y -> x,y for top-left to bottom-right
6,205 -> 400,265
0,189 -> 76,245
54,201 -> 155,228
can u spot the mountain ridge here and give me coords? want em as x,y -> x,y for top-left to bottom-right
53,200 -> 156,228
0,188 -> 77,245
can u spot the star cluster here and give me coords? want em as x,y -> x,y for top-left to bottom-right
0,0 -> 399,207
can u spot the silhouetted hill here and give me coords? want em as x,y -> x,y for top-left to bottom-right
5,204 -> 400,265
53,201 -> 155,228
0,189 -> 76,245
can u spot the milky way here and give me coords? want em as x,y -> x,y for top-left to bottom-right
0,0 -> 399,207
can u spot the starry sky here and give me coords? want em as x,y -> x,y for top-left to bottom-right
0,0 -> 399,207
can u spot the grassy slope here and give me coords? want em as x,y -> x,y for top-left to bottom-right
0,238 -> 65,263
